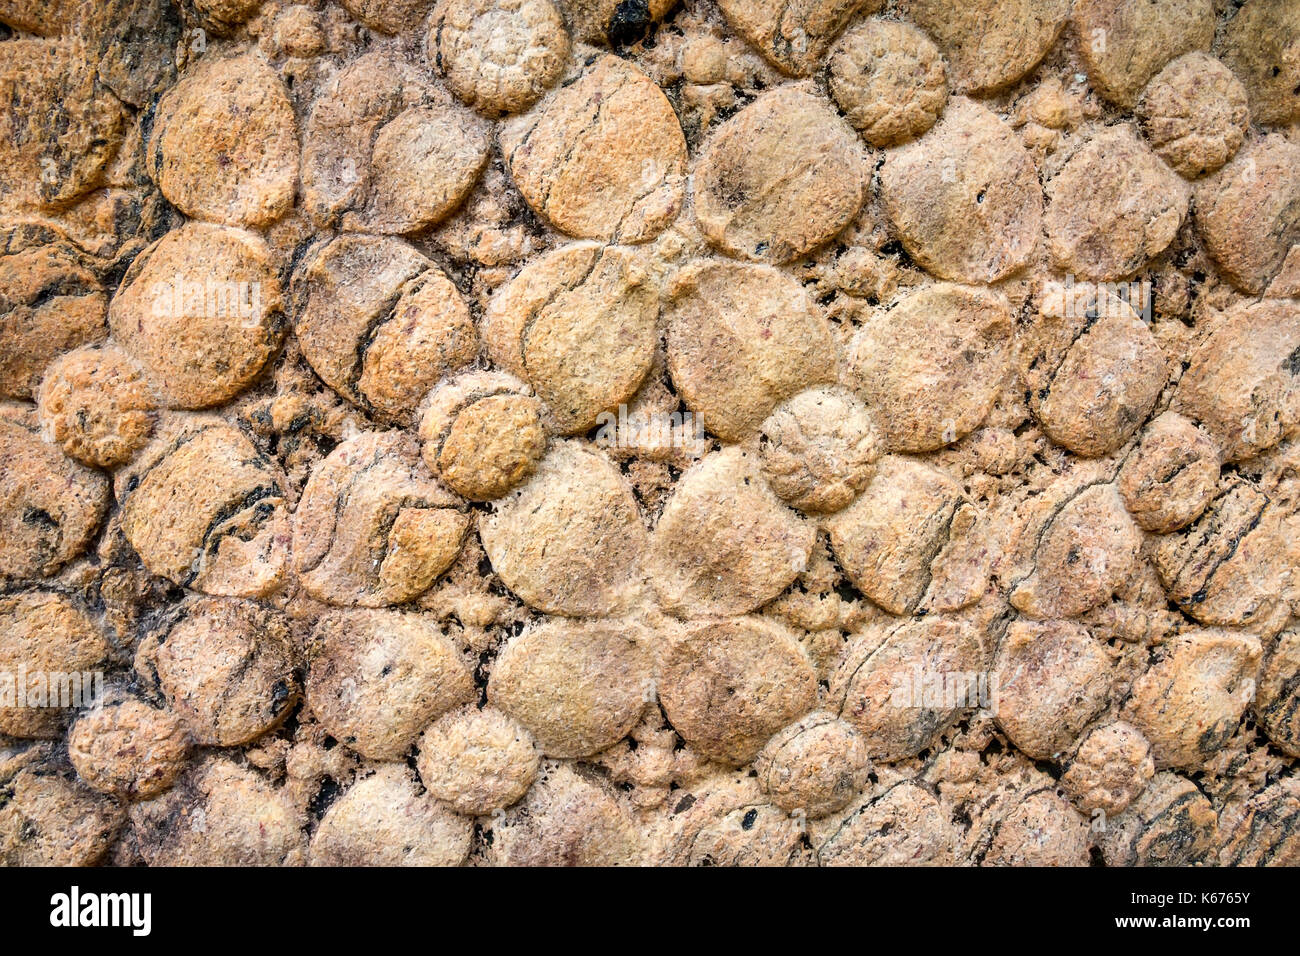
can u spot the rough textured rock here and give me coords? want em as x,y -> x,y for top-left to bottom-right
3,0 -> 1295,870
829,18 -> 947,147
1044,126 -> 1189,281
692,84 -> 868,263
880,98 -> 1042,283
500,55 -> 685,243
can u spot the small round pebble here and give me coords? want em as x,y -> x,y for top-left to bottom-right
68,696 -> 191,801
1073,0 -> 1214,108
147,597 -> 299,748
292,234 -> 477,423
417,705 -> 540,815
419,371 -> 547,501
1044,126 -> 1189,280
831,616 -> 983,761
846,283 -> 1012,453
1137,52 -> 1249,179
116,416 -> 290,597
306,608 -> 475,760
1060,721 -> 1155,817
758,386 -> 881,514
484,242 -> 658,434
146,52 -> 298,228
0,413 -> 108,579
477,440 -> 647,616
754,711 -> 873,817
488,618 -> 652,758
431,0 -> 569,116
666,260 -> 836,442
880,98 -> 1042,283
108,222 -> 284,409
648,446 -> 815,617
293,431 -> 469,607
36,344 -> 155,468
500,55 -> 685,243
691,84 -> 868,263
829,18 -> 947,147
660,616 -> 818,767
1117,411 -> 1221,533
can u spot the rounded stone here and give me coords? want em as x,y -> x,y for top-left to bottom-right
301,51 -> 491,235
1220,0 -> 1300,126
1023,283 -> 1167,457
309,764 -> 472,867
0,41 -> 127,210
500,55 -> 685,243
758,386 -> 881,514
0,413 -> 108,580
1194,135 -> 1300,294
416,705 -> 540,814
0,591 -> 109,738
1125,630 -> 1260,770
691,84 -> 868,264
846,283 -> 1012,453
1096,771 -> 1218,866
68,697 -> 191,801
487,762 -> 642,866
0,750 -> 124,866
116,416 -> 290,597
108,222 -> 283,409
1152,480 -> 1289,627
665,260 -> 837,442
293,431 -> 469,607
129,756 -> 305,866
819,782 -> 958,865
1174,298 -> 1300,462
306,608 -> 475,761
36,344 -> 155,469
831,616 -> 984,761
146,52 -> 297,227
292,235 -> 477,423
1073,0 -> 1214,108
992,619 -> 1113,760
828,17 -> 947,147
0,232 -> 107,401
660,616 -> 818,767
1219,777 -> 1300,866
1137,52 -> 1249,179
665,773 -> 810,867
477,440 -> 647,616
484,242 -> 658,434
880,98 -> 1042,283
488,617 -> 652,758
1117,411 -> 1221,533
754,712 -> 873,817
431,0 -> 569,116
419,371 -> 547,501
1009,482 -> 1142,620
648,446 -> 815,618
339,0 -> 432,33
825,456 -> 990,616
1060,721 -> 1155,816
1044,126 -> 1189,281
980,788 -> 1090,866
147,597 -> 299,748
